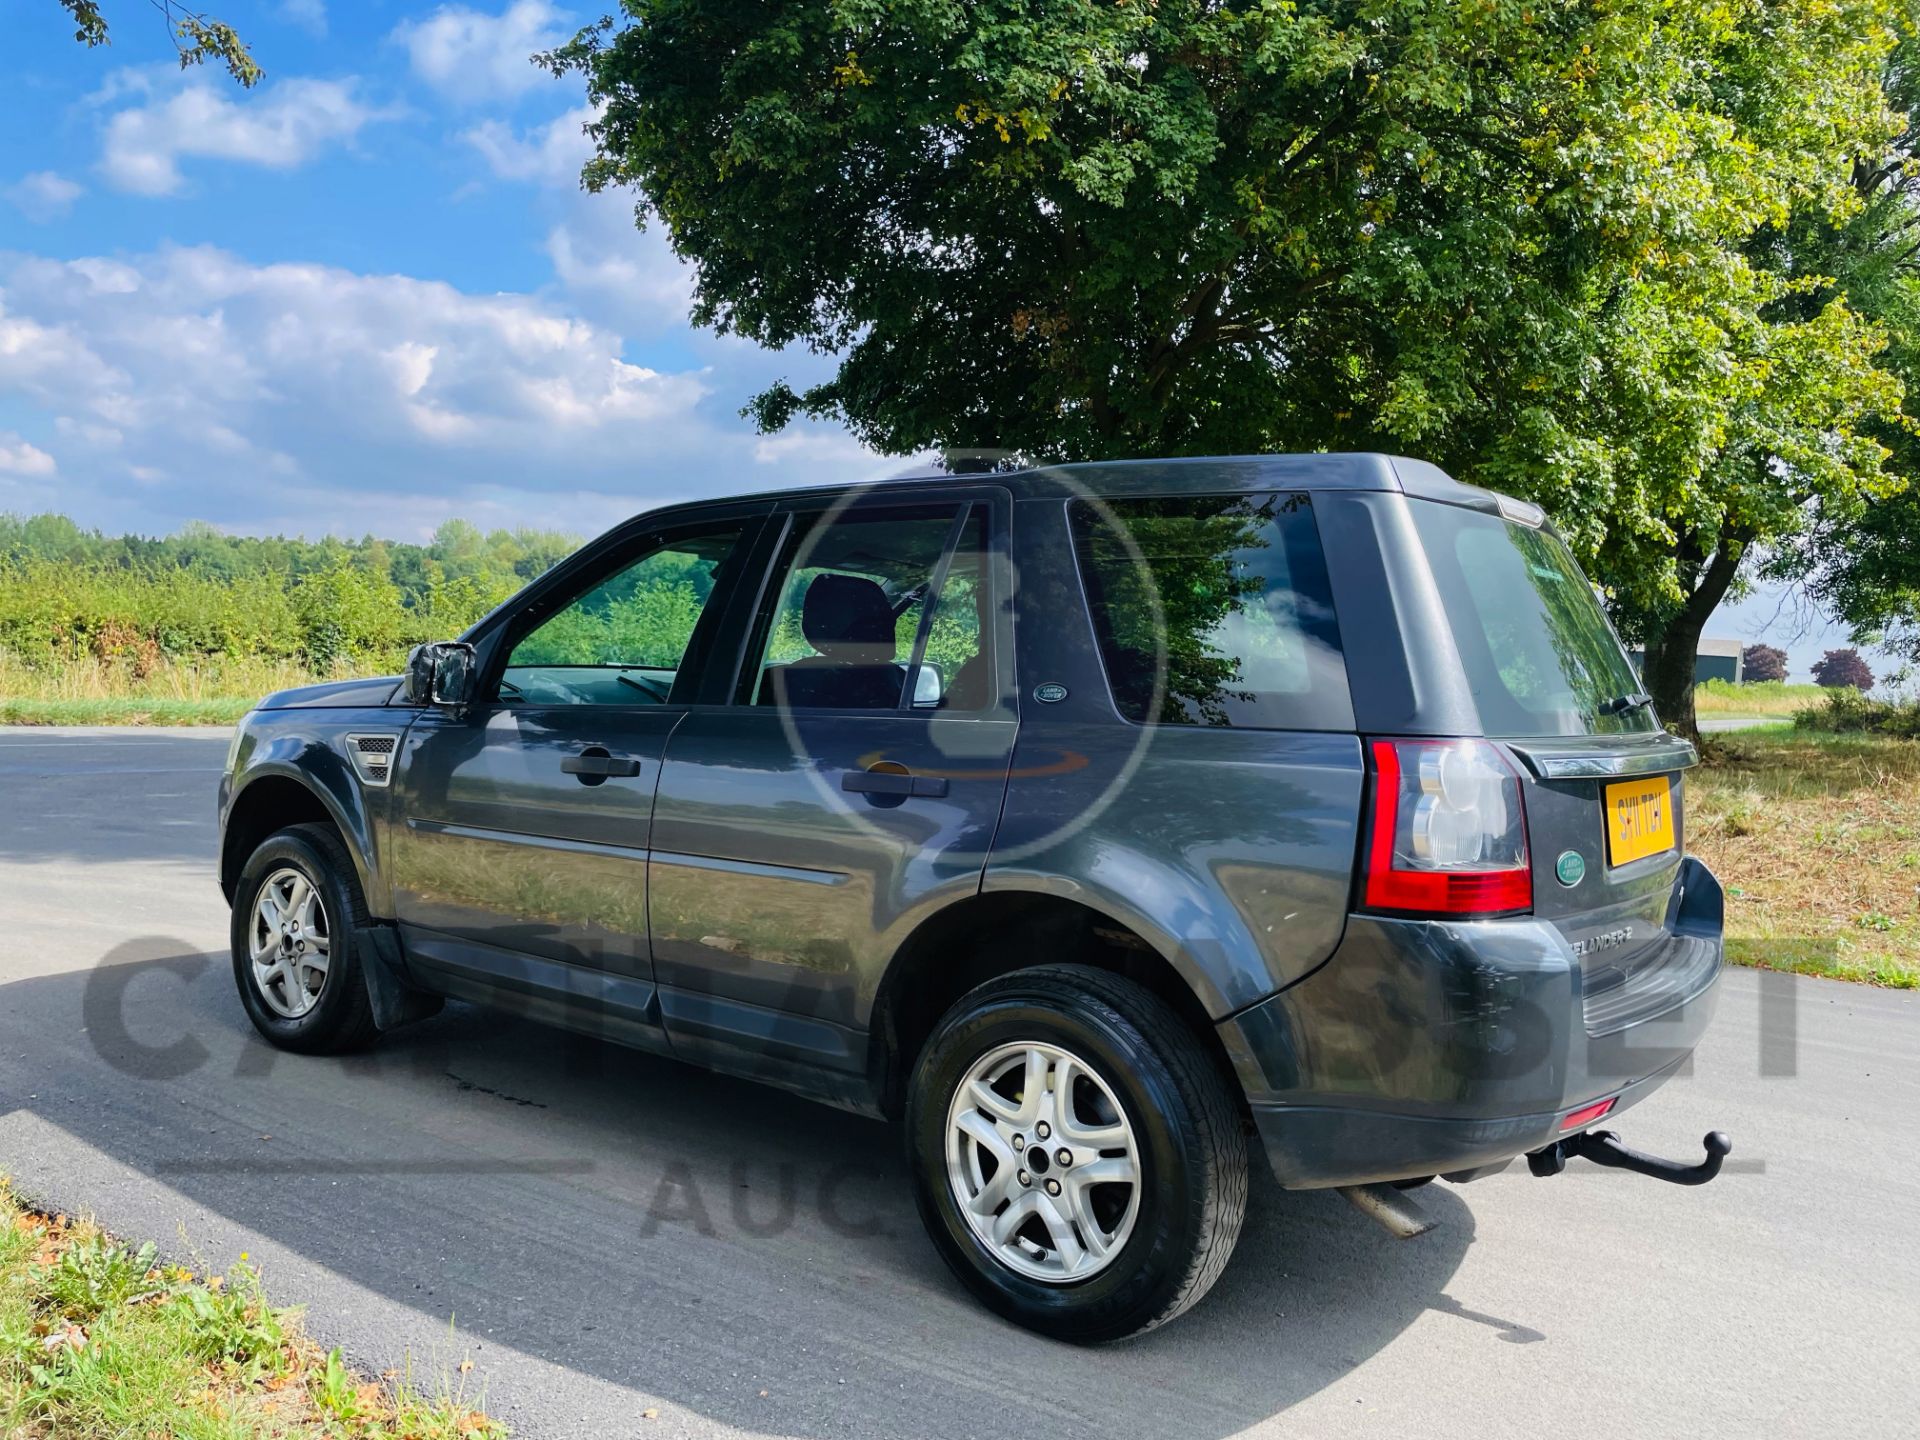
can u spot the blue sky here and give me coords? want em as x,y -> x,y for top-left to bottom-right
0,0 -> 879,543
0,1 -> 1895,686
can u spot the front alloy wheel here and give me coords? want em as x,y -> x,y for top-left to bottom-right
230,823 -> 379,1054
944,1041 -> 1141,1282
247,866 -> 331,1018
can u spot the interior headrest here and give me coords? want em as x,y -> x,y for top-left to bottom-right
802,573 -> 896,650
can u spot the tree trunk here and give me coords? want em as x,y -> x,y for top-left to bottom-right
1639,530 -> 1750,742
1641,625 -> 1706,740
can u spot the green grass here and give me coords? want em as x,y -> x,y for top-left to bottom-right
0,696 -> 252,726
1693,678 -> 1829,717
1691,729 -> 1920,988
0,1180 -> 503,1439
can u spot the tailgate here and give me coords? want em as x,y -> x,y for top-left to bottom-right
1506,733 -> 1707,1032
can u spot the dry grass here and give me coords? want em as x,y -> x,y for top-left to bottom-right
0,652 -> 325,700
0,1179 -> 502,1438
1689,729 -> 1920,987
0,653 -> 338,725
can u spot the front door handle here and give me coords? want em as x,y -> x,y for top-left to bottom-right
842,767 -> 948,799
562,746 -> 643,785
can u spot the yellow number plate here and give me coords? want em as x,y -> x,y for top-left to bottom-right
1604,776 -> 1675,867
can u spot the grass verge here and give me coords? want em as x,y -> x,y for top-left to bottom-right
1690,728 -> 1920,988
0,696 -> 252,726
0,1179 -> 503,1438
0,652 -> 334,726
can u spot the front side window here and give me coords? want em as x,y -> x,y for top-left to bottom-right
1071,492 -> 1351,729
744,505 -> 991,710
500,522 -> 749,706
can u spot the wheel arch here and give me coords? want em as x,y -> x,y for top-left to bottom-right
866,890 -> 1247,1122
221,764 -> 377,909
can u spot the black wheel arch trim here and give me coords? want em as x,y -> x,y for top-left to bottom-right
222,746 -> 388,914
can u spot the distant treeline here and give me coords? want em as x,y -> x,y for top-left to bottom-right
0,514 -> 583,674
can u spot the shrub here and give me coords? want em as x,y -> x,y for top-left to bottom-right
1794,686 -> 1920,736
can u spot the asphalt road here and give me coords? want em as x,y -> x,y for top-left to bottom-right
2,727 -> 1915,1439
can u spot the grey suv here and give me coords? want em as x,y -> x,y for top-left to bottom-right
218,454 -> 1725,1341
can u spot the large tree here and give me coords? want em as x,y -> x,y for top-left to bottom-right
1812,646 -> 1875,690
547,0 -> 1908,735
1742,644 -> 1790,684
1771,41 -> 1920,668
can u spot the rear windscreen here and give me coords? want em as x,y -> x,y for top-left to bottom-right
1070,492 -> 1352,730
1409,502 -> 1657,737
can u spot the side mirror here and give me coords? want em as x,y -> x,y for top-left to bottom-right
911,662 -> 945,707
403,641 -> 476,706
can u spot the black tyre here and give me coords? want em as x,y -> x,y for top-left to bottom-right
230,822 -> 379,1054
906,965 -> 1247,1342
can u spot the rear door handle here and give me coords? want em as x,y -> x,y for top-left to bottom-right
842,769 -> 948,798
562,747 -> 643,783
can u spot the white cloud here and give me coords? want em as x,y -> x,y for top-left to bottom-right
460,105 -> 697,333
544,190 -> 695,335
0,245 -> 876,537
5,171 -> 83,223
280,0 -> 328,37
395,1 -> 568,106
99,78 -> 393,196
464,103 -> 596,182
0,433 -> 56,476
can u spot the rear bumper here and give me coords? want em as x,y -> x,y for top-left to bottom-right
1219,856 -> 1724,1189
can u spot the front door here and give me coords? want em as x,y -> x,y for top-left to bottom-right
648,489 -> 1018,1097
389,509 -> 764,1045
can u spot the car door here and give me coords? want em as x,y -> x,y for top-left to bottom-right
388,505 -> 767,1047
647,487 -> 1018,1098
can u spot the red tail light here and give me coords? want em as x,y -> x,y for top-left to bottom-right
1362,738 -> 1532,917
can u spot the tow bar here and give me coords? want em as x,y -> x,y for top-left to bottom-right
1528,1128 -> 1732,1186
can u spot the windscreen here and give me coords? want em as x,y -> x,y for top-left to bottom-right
1409,502 -> 1657,738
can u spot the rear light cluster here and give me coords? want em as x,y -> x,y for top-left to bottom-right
1363,739 -> 1532,917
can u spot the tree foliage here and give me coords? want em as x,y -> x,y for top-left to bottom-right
547,0 -> 1912,735
0,514 -> 581,672
1812,646 -> 1876,690
1742,643 -> 1790,683
1769,39 -> 1920,666
57,0 -> 260,87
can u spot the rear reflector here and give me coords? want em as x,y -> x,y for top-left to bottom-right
1561,1098 -> 1617,1132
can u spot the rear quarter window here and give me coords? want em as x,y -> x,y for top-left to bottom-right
1069,492 -> 1352,730
1409,501 -> 1657,737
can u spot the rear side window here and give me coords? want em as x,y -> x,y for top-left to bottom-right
1408,502 -> 1657,737
1070,492 -> 1352,729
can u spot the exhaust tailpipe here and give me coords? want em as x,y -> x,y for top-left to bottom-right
1338,1182 -> 1437,1239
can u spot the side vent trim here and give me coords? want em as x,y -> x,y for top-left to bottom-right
343,732 -> 400,789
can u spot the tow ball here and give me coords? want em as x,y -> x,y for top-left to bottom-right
1527,1129 -> 1732,1186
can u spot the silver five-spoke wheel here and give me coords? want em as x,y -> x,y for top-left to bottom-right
944,1041 -> 1141,1283
248,865 -> 330,1019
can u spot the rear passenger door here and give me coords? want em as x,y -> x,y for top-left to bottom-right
647,487 -> 1017,1097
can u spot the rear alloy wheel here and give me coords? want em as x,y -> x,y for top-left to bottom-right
944,1041 -> 1141,1283
908,965 -> 1247,1342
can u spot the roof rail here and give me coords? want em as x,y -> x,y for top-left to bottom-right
888,448 -> 1034,480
